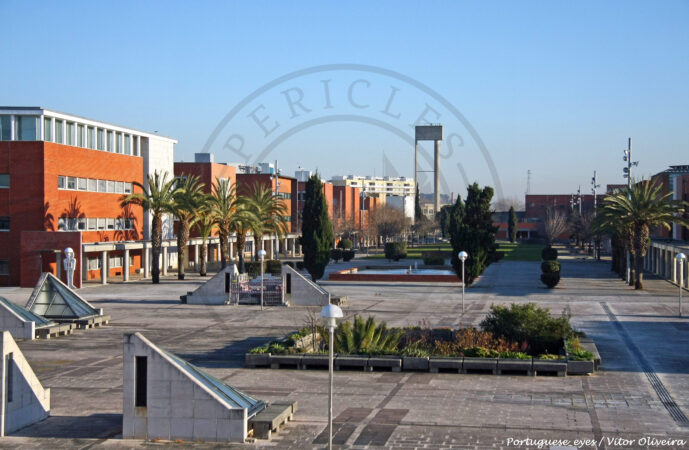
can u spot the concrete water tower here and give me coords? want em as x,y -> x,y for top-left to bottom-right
414,125 -> 444,214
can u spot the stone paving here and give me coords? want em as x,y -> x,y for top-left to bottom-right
0,251 -> 688,449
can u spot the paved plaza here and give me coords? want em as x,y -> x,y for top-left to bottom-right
0,253 -> 688,449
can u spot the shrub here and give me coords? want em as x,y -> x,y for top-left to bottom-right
542,246 -> 558,261
566,338 -> 594,361
342,250 -> 355,262
423,256 -> 445,265
338,238 -> 353,250
330,249 -> 343,262
296,261 -> 305,270
331,316 -> 404,355
480,303 -> 575,355
244,262 -> 265,278
499,351 -> 531,360
266,259 -> 282,275
464,347 -> 499,358
541,260 -> 561,273
384,242 -> 407,261
541,272 -> 561,288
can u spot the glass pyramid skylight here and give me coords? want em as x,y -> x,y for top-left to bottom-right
26,273 -> 99,319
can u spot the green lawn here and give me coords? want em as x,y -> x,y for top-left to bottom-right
363,243 -> 452,260
496,242 -> 543,261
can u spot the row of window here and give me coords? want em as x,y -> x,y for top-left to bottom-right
0,115 -> 141,157
277,192 -> 292,200
58,217 -> 135,231
58,176 -> 133,194
87,255 -> 130,270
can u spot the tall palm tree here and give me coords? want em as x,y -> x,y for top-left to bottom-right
194,195 -> 216,276
245,183 -> 289,261
599,179 -> 688,289
172,175 -> 206,280
121,171 -> 178,284
209,178 -> 257,269
229,199 -> 257,274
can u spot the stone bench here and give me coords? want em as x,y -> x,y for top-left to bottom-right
335,355 -> 369,371
368,356 -> 402,372
249,401 -> 297,440
429,357 -> 462,373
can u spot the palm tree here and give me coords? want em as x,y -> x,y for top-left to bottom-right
172,175 -> 206,280
245,183 -> 289,261
229,200 -> 257,274
194,196 -> 216,276
599,179 -> 688,289
121,171 -> 178,284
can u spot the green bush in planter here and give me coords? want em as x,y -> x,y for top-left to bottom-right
337,238 -> 353,250
342,250 -> 355,262
330,249 -> 343,262
266,259 -> 282,275
541,260 -> 561,273
423,255 -> 445,265
541,272 -> 561,288
542,246 -> 558,261
384,242 -> 407,261
244,262 -> 264,278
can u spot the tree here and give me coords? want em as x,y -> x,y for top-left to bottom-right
371,205 -> 410,241
508,206 -> 517,243
301,174 -> 334,281
599,179 -> 688,289
245,183 -> 289,260
543,207 -> 568,245
172,175 -> 205,280
436,204 -> 453,238
194,196 -> 215,276
414,187 -> 425,223
121,171 -> 178,284
209,178 -> 242,269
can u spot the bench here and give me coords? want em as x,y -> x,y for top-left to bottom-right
249,401 -> 298,440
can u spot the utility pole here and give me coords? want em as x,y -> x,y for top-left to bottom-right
526,169 -> 531,195
591,171 -> 601,260
623,138 -> 638,284
273,160 -> 281,260
577,185 -> 582,216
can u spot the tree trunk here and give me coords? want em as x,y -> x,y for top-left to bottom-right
151,214 -> 162,284
219,230 -> 229,269
177,220 -> 189,280
199,238 -> 208,276
237,232 -> 246,273
634,224 -> 649,290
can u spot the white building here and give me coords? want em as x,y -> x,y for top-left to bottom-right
329,175 -> 415,197
385,195 -> 415,221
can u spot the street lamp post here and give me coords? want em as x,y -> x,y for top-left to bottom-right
321,303 -> 343,450
258,249 -> 266,310
458,251 -> 468,313
676,253 -> 686,317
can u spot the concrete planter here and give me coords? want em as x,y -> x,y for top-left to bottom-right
497,358 -> 532,375
532,359 -> 567,376
335,355 -> 370,371
300,354 -> 329,370
462,357 -> 498,374
245,353 -> 271,368
566,360 -> 595,375
579,338 -> 602,370
269,354 -> 303,369
368,356 -> 402,372
428,357 -> 462,373
402,356 -> 429,371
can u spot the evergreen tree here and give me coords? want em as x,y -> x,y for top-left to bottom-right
437,204 -> 453,238
301,174 -> 334,281
414,187 -> 425,222
508,206 -> 517,243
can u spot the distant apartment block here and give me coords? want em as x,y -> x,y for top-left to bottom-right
329,175 -> 416,197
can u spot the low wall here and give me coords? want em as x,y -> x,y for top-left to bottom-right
329,267 -> 458,283
283,265 -> 330,306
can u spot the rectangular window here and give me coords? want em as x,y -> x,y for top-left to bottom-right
87,218 -> 96,230
58,175 -> 65,189
107,180 -> 115,193
77,218 -> 86,230
67,218 -> 77,230
0,217 -> 9,231
97,129 -> 105,150
0,260 -> 8,276
66,122 -> 75,145
106,218 -> 114,230
78,178 -> 87,191
58,217 -> 65,230
109,255 -> 123,267
0,174 -> 8,188
124,218 -> 132,229
43,117 -> 52,142
115,132 -> 122,153
88,257 -> 100,270
67,176 -> 76,190
17,116 -> 38,141
97,218 -> 105,230
88,178 -> 97,191
106,130 -> 113,151
77,124 -> 84,147
0,116 -> 11,140
55,119 -> 63,144
135,356 -> 147,407
124,182 -> 132,194
6,353 -> 13,403
116,181 -> 124,194
124,135 -> 131,155
98,179 -> 106,192
132,136 -> 138,156
87,126 -> 95,149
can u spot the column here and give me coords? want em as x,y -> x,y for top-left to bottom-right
290,238 -> 296,257
123,249 -> 130,282
229,241 -> 234,262
193,244 -> 199,270
162,246 -> 168,276
283,238 -> 288,257
672,251 -> 677,283
143,245 -> 150,279
100,251 -> 108,285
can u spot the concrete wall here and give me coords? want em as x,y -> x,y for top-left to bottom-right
123,332 -> 247,443
0,331 -> 50,435
0,301 -> 35,340
187,265 -> 237,305
283,265 -> 330,306
141,136 -> 175,241
386,195 -> 415,220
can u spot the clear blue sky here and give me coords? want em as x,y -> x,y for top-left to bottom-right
2,0 -> 687,202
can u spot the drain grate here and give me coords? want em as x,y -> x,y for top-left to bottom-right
600,302 -> 689,427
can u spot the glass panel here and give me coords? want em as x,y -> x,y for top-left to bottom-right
58,217 -> 65,230
132,136 -> 138,156
116,181 -> 124,193
67,177 -> 76,189
17,116 -> 38,141
97,129 -> 104,150
107,180 -> 115,193
115,132 -> 122,153
88,178 -> 97,191
54,120 -> 63,144
43,117 -> 52,142
57,176 -> 65,189
0,261 -> 8,276
124,182 -> 132,194
76,124 -> 84,147
87,218 -> 96,230
77,218 -> 86,230
0,174 -> 9,188
98,179 -> 106,192
0,217 -> 9,230
0,116 -> 10,140
106,130 -> 113,151
77,178 -> 87,190
66,122 -> 75,145
106,218 -> 114,230
97,218 -> 105,230
87,126 -> 95,149
124,135 -> 131,155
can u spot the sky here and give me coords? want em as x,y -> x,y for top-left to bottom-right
1,0 -> 687,202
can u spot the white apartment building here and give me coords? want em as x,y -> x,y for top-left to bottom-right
329,175 -> 416,197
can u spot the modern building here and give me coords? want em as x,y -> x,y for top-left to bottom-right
649,165 -> 689,240
0,107 -> 176,287
329,175 -> 416,197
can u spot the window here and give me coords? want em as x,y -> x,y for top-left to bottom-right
78,178 -> 87,191
0,174 -> 8,188
87,218 -> 96,230
107,180 -> 115,193
66,122 -> 75,145
6,353 -> 13,403
87,257 -> 100,270
77,124 -> 84,147
0,217 -> 10,231
124,218 -> 132,229
132,136 -> 138,156
115,132 -> 122,153
67,176 -> 76,190
106,130 -> 113,151
97,218 -> 105,230
77,218 -> 86,230
116,181 -> 124,194
124,182 -> 132,194
17,116 -> 38,141
44,117 -> 52,142
124,135 -> 131,155
98,179 -> 106,192
88,178 -> 97,191
106,218 -> 114,230
58,217 -> 65,230
109,255 -> 123,267
135,356 -> 147,407
0,260 -> 8,276
0,116 -> 10,140
97,129 -> 105,150
87,126 -> 95,149
54,119 -> 64,144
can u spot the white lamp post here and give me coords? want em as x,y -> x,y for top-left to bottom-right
676,253 -> 686,317
321,303 -> 343,450
63,247 -> 76,289
458,251 -> 468,313
258,249 -> 267,310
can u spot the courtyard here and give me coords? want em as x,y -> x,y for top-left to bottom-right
0,253 -> 688,449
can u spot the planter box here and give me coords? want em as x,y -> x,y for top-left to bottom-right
269,354 -> 303,369
497,359 -> 533,375
402,356 -> 429,371
368,356 -> 402,372
532,359 -> 567,377
300,355 -> 329,370
428,357 -> 462,373
245,353 -> 271,368
462,357 -> 497,374
567,360 -> 595,375
579,338 -> 602,370
335,355 -> 370,371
